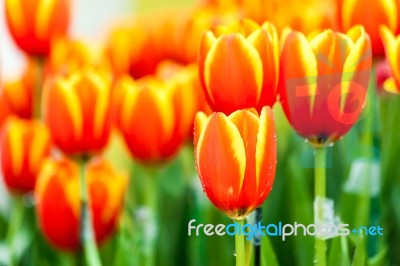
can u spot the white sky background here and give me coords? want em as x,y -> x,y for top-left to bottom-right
0,0 -> 134,213
0,0 -> 134,79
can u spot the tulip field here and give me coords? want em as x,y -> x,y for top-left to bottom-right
1,0 -> 400,265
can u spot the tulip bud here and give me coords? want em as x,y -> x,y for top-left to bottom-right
5,0 -> 70,56
43,69 -> 113,155
194,107 -> 277,220
35,157 -> 128,250
198,19 -> 279,114
0,117 -> 51,193
280,26 -> 372,146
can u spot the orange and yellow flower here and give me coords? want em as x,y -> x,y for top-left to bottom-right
280,26 -> 372,146
380,26 -> 400,93
194,107 -> 276,220
47,39 -> 107,76
114,67 -> 198,162
0,60 -> 36,128
35,157 -> 128,250
43,69 -> 113,155
198,20 -> 279,114
5,0 -> 70,56
341,0 -> 397,55
0,117 -> 51,193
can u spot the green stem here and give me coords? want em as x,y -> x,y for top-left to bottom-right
314,147 -> 327,266
33,56 -> 44,120
79,160 -> 102,266
235,219 -> 246,266
142,167 -> 158,266
6,196 -> 24,266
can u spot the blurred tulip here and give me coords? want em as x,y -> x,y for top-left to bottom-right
106,13 -> 175,79
376,59 -> 392,93
156,61 -> 211,115
341,0 -> 397,55
200,0 -> 338,34
198,20 -> 279,114
172,7 -> 239,64
43,69 -> 113,155
5,0 -> 70,56
115,70 -> 197,162
280,26 -> 372,146
47,39 -> 107,76
35,157 -> 127,250
194,107 -> 276,220
0,60 -> 35,128
0,117 -> 51,193
380,26 -> 400,94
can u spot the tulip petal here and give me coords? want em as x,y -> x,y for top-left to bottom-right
228,110 -> 259,209
193,111 -> 208,149
5,0 -> 26,36
383,77 -> 399,94
196,113 -> 246,214
281,31 -> 318,114
43,78 -> 83,144
198,31 -> 217,97
255,107 -> 276,206
120,82 -> 175,160
204,34 -> 263,113
29,123 -> 50,174
248,25 -> 279,107
6,120 -> 24,177
35,0 -> 56,39
380,26 -> 400,89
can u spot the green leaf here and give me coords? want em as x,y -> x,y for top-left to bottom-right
261,235 -> 278,266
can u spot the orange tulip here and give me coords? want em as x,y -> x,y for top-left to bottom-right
280,26 -> 372,146
35,157 -> 128,250
0,60 -> 36,128
380,26 -> 400,93
5,0 -> 70,56
155,61 -> 212,115
47,39 -> 106,76
43,69 -> 113,155
194,107 -> 276,220
0,117 -> 51,193
198,20 -> 279,114
115,70 -> 197,162
341,0 -> 397,55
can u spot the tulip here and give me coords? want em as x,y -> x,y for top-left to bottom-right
0,117 -> 51,193
193,107 -> 276,220
280,26 -> 372,147
280,26 -> 371,266
43,69 -> 113,156
198,19 -> 279,114
0,60 -> 36,128
5,0 -> 70,56
47,39 -> 106,76
156,61 -> 211,115
35,157 -> 128,250
115,69 -> 198,162
380,26 -> 400,94
341,0 -> 397,55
